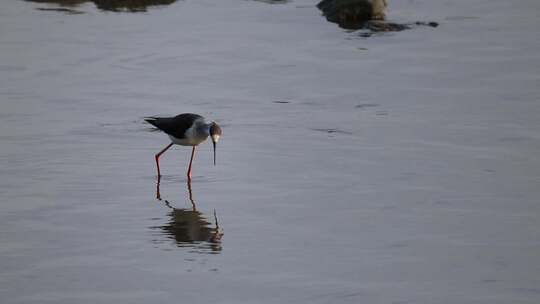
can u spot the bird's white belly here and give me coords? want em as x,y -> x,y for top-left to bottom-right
169,135 -> 207,146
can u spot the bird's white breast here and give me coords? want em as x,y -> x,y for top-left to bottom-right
169,118 -> 209,146
168,135 -> 202,146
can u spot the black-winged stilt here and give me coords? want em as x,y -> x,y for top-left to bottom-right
145,113 -> 222,179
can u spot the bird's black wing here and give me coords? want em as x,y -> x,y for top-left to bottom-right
145,113 -> 203,139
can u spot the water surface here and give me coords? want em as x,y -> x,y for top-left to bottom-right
1,0 -> 539,303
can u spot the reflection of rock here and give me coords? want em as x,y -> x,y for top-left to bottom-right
317,0 -> 388,29
365,20 -> 408,32
36,7 -> 85,14
25,0 -> 177,12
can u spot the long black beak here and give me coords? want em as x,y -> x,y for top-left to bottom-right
212,140 -> 216,166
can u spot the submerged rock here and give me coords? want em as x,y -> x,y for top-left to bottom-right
364,20 -> 409,32
357,21 -> 438,37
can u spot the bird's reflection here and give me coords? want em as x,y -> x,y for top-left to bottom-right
25,0 -> 177,12
151,177 -> 223,253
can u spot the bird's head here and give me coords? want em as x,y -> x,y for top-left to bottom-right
209,122 -> 222,165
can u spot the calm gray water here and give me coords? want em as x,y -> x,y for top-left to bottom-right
1,0 -> 539,303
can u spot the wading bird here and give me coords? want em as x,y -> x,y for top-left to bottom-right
145,113 -> 221,180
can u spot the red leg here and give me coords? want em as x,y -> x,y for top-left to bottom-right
155,143 -> 173,177
187,145 -> 196,180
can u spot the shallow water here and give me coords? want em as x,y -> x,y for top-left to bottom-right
1,0 -> 540,303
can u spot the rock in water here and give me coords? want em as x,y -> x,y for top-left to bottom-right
371,0 -> 387,20
317,0 -> 387,30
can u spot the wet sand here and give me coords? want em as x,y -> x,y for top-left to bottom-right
1,0 -> 539,303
